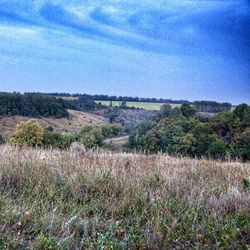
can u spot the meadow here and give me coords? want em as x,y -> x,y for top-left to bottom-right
95,101 -> 181,110
0,145 -> 249,249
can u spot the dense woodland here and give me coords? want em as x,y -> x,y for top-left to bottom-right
0,92 -> 69,118
0,92 -> 104,118
128,103 -> 250,161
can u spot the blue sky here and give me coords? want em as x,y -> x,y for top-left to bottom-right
0,0 -> 249,104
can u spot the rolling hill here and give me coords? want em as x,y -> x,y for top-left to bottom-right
0,110 -> 107,138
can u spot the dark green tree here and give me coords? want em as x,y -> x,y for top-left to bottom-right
0,133 -> 5,145
159,104 -> 172,118
181,104 -> 196,118
209,138 -> 226,159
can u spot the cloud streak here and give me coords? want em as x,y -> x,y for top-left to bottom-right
0,0 -> 249,57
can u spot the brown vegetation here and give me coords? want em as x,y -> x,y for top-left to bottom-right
0,110 -> 107,138
103,136 -> 129,150
0,145 -> 249,249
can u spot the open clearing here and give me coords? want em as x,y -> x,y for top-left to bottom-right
0,110 -> 107,138
0,145 -> 249,249
95,100 -> 181,110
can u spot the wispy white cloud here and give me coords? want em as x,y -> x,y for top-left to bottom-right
0,24 -> 38,38
0,0 -> 249,60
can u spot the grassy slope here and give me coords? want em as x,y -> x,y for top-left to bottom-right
0,110 -> 107,138
0,145 -> 249,249
95,100 -> 181,110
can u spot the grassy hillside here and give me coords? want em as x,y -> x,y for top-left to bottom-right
0,145 -> 249,249
95,100 -> 181,110
0,110 -> 107,138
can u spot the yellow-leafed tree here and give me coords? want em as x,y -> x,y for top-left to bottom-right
11,119 -> 44,147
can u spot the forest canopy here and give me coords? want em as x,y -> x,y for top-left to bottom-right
128,103 -> 250,161
0,92 -> 105,118
0,92 -> 69,118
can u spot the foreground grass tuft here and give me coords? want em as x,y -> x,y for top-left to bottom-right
0,145 -> 250,249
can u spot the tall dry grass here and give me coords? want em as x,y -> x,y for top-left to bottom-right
0,144 -> 250,249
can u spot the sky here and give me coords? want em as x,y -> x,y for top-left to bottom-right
0,0 -> 249,104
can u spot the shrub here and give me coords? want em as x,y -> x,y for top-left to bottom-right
43,131 -> 77,149
10,119 -> 44,147
45,126 -> 54,132
169,107 -> 182,118
79,126 -> 104,149
159,104 -> 172,118
100,124 -> 122,137
209,138 -> 226,159
241,144 -> 250,161
0,133 -> 5,145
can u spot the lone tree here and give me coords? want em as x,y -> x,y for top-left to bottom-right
159,104 -> 172,118
120,101 -> 127,108
10,120 -> 44,147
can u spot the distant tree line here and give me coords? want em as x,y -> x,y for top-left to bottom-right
127,103 -> 250,161
61,97 -> 105,112
0,92 -> 69,118
47,92 -> 191,104
0,92 -> 105,118
193,101 -> 232,113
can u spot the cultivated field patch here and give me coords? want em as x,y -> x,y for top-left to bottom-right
95,100 -> 181,110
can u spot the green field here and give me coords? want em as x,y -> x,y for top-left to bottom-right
95,100 -> 181,110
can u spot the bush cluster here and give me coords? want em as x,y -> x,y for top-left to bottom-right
9,120 -> 122,149
79,124 -> 122,148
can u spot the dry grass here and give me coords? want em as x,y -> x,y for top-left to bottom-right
0,145 -> 250,249
103,136 -> 129,150
0,110 -> 107,138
